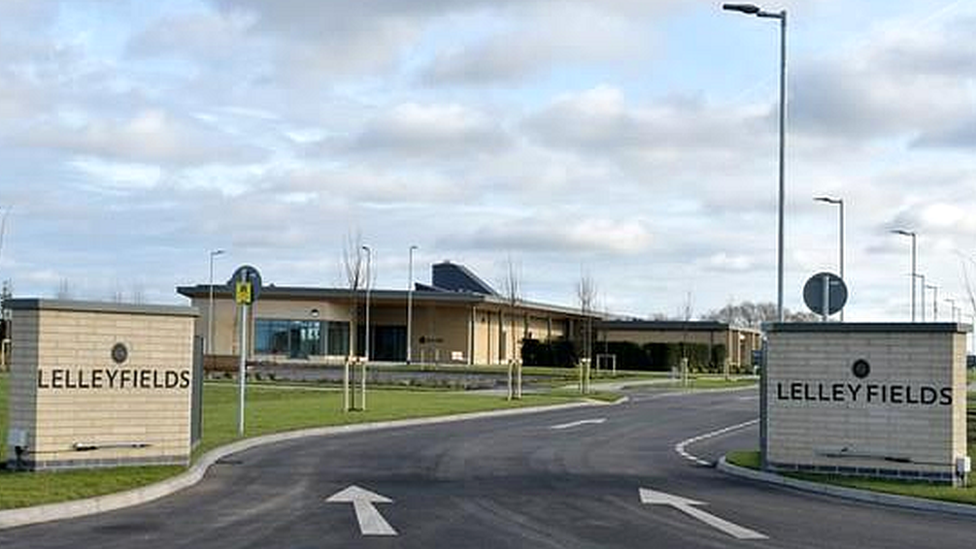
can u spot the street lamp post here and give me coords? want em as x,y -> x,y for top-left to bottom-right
361,245 -> 373,411
723,3 -> 787,323
891,230 -> 917,321
724,2 -> 787,474
362,245 -> 372,361
945,298 -> 958,322
913,274 -> 926,322
407,245 -> 418,365
926,283 -> 939,321
814,196 -> 844,321
207,249 -> 226,356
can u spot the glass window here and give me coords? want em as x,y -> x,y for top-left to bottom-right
255,319 -> 326,357
327,321 -> 350,356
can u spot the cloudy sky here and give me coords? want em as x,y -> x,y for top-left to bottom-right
1,0 -> 974,325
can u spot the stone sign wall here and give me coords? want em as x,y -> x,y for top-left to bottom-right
5,299 -> 197,470
766,323 -> 969,485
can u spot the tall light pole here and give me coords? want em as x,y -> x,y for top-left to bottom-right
406,245 -> 418,365
207,249 -> 225,355
723,3 -> 787,323
891,229 -> 917,321
362,245 -> 372,362
945,298 -> 958,322
913,274 -> 926,322
814,196 -> 844,321
724,2 -> 787,475
925,283 -> 939,321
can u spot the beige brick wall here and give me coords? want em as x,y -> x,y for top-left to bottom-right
196,293 -> 581,366
7,302 -> 196,469
766,326 -> 968,481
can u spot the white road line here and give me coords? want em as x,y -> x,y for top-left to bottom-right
550,418 -> 607,430
639,487 -> 768,540
326,485 -> 397,536
674,419 -> 759,466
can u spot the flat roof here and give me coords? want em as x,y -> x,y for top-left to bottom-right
765,322 -> 971,334
598,320 -> 762,334
176,285 -> 591,318
6,298 -> 198,317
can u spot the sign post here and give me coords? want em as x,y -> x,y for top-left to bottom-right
230,265 -> 261,436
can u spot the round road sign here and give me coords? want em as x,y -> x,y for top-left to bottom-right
229,265 -> 262,302
803,272 -> 847,316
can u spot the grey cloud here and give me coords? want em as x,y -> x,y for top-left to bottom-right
439,216 -> 652,256
126,10 -> 257,64
269,164 -> 466,205
523,86 -> 769,155
788,63 -> 901,140
418,5 -> 645,86
329,102 -> 511,160
873,16 -> 976,78
209,0 -> 679,76
912,117 -> 976,149
788,17 -> 975,144
13,110 -> 270,167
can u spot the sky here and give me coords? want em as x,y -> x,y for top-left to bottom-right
0,0 -> 974,324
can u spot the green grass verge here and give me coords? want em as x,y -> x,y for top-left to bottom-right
725,393 -> 976,506
0,378 -> 589,510
0,466 -> 182,510
191,383 -> 582,457
647,378 -> 757,390
727,447 -> 976,506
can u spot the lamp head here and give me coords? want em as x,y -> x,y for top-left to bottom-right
722,3 -> 761,14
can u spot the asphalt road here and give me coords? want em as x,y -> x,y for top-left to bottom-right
2,387 -> 975,548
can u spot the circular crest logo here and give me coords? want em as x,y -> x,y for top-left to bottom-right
111,343 -> 128,364
851,359 -> 870,379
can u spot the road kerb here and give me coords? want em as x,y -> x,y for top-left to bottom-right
717,455 -> 976,518
0,399 -> 612,530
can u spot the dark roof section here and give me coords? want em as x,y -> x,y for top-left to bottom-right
765,322 -> 970,334
431,261 -> 497,295
414,282 -> 443,292
177,285 -> 480,304
598,319 -> 761,334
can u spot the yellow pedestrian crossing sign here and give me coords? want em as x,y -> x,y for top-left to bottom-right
229,264 -> 262,305
235,281 -> 252,304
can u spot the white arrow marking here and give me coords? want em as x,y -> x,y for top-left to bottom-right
550,418 -> 607,430
326,485 -> 397,536
639,488 -> 767,540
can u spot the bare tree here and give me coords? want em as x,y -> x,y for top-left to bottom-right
703,301 -> 816,328
130,283 -> 146,304
959,255 -> 976,321
575,271 -> 597,393
576,271 -> 597,362
501,255 -> 523,399
340,231 -> 367,411
56,278 -> 72,300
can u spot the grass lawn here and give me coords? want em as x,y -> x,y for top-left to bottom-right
192,382 -> 587,457
0,377 -> 594,510
652,377 -> 757,390
724,391 -> 976,506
